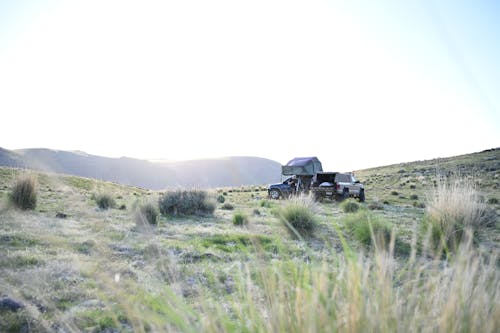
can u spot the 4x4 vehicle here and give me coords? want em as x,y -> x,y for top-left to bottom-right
268,172 -> 365,202
310,172 -> 365,202
268,177 -> 298,199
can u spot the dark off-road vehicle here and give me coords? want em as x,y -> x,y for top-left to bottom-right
310,172 -> 365,202
267,177 -> 296,200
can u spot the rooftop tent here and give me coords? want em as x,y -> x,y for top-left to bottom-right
282,157 -> 323,176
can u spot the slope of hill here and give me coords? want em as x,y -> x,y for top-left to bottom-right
0,148 -> 281,189
0,148 -> 498,332
355,147 -> 499,206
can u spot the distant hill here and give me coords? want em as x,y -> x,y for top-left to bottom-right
0,148 -> 281,189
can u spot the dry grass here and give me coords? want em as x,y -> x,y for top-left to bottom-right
0,163 -> 498,332
158,189 -> 216,216
134,202 -> 159,233
9,174 -> 37,210
279,194 -> 318,236
201,242 -> 499,333
424,178 -> 493,252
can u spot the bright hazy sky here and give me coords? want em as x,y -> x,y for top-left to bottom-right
1,0 -> 499,171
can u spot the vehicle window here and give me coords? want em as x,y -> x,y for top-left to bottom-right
336,174 -> 349,182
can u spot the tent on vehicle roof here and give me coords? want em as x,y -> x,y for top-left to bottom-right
282,157 -> 323,176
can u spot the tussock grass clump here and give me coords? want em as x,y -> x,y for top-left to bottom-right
344,210 -> 393,247
488,197 -> 498,205
232,212 -> 249,226
158,189 -> 215,216
368,201 -> 385,210
340,199 -> 360,213
280,195 -> 318,235
423,179 -> 492,252
221,203 -> 234,210
9,175 -> 37,210
94,193 -> 115,210
216,194 -> 225,203
136,202 -> 159,226
260,200 -> 272,208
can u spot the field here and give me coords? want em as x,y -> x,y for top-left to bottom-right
0,149 -> 499,332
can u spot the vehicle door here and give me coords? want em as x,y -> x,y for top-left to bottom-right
347,175 -> 360,195
335,174 -> 350,194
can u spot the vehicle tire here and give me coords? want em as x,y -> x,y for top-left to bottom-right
269,189 -> 281,200
359,189 -> 365,202
313,192 -> 323,202
341,189 -> 349,201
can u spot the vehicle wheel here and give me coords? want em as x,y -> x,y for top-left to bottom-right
359,189 -> 365,202
313,193 -> 323,202
341,189 -> 349,201
269,189 -> 281,200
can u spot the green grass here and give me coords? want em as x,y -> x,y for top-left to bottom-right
279,195 -> 318,236
340,199 -> 360,213
199,243 -> 499,333
0,148 -> 498,332
1,234 -> 40,247
343,210 -> 393,248
232,211 -> 249,226
64,176 -> 95,191
200,234 -> 278,253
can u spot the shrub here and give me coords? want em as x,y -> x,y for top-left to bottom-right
158,189 -> 215,216
344,211 -> 393,247
487,197 -> 498,204
423,179 -> 490,252
232,212 -> 249,226
280,195 -> 318,236
136,202 -> 159,226
221,203 -> 234,210
413,202 -> 426,208
217,194 -> 226,203
260,200 -> 272,208
480,207 -> 498,228
391,191 -> 399,196
94,193 -> 116,210
10,175 -> 37,210
409,184 -> 416,189
410,194 -> 419,200
340,199 -> 360,213
368,201 -> 384,210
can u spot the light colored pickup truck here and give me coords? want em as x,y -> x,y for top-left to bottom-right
310,172 -> 365,202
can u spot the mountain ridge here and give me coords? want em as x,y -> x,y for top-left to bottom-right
0,147 -> 281,190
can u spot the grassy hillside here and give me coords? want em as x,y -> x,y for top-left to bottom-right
0,149 -> 498,332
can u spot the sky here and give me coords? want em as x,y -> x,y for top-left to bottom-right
0,0 -> 499,172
